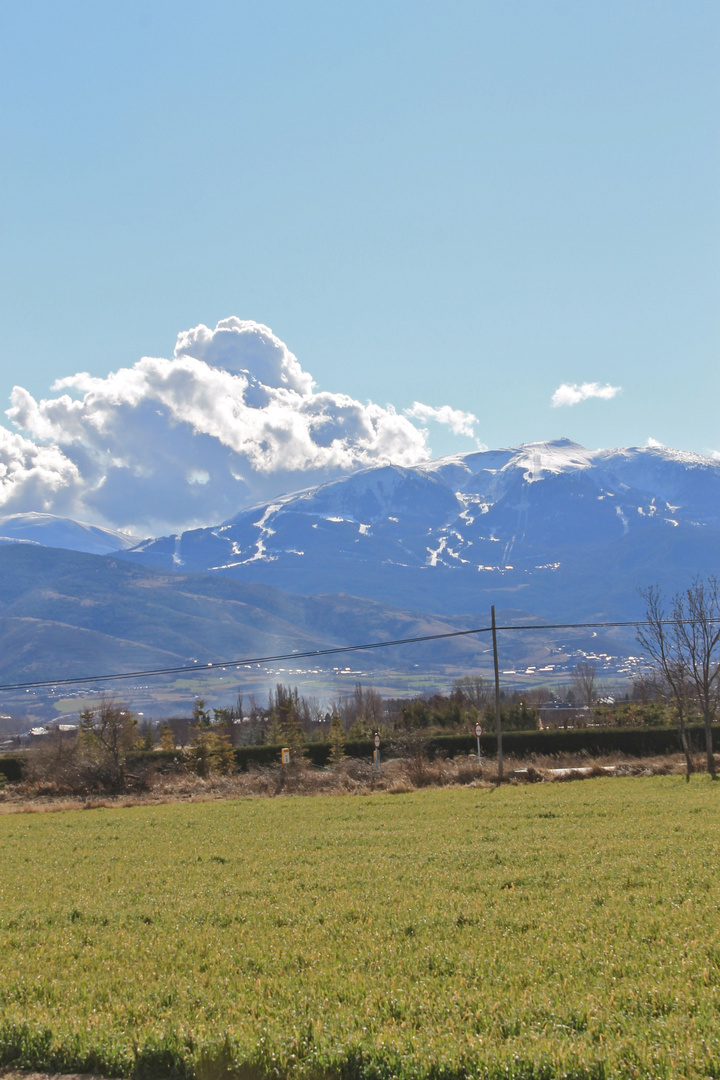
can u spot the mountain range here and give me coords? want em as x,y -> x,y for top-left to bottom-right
1,439 -> 718,716
119,439 -> 720,620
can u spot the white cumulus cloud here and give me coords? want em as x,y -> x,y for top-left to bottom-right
404,401 -> 478,438
1,317 -> 471,536
551,382 -> 622,407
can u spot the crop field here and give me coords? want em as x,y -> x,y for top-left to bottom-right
1,778 -> 720,1080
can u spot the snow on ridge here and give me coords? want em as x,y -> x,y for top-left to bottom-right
117,437 -> 720,570
593,444 -> 720,470
429,439 -> 720,479
503,440 -> 597,482
0,512 -> 141,554
222,440 -> 720,530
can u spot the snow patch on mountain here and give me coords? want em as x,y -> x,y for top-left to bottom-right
0,513 -> 139,555
112,438 -> 720,623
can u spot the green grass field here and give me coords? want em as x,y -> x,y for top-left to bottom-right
1,777 -> 720,1080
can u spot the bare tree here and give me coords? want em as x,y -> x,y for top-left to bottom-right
79,699 -> 138,788
637,583 -> 720,780
452,675 -> 490,710
572,661 -> 598,705
336,683 -> 384,734
673,578 -> 720,777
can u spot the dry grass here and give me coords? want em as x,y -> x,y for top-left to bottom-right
0,747 -> 704,815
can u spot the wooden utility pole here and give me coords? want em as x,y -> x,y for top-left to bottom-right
491,605 -> 503,781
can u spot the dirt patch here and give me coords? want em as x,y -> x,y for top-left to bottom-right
1,1072 -> 121,1080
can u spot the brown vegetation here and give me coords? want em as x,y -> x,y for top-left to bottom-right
0,747 -> 704,815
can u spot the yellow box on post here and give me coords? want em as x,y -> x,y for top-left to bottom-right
281,747 -> 290,765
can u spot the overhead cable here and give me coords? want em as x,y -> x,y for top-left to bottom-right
0,617 -> 649,693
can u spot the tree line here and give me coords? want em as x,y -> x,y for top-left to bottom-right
20,576 -> 720,791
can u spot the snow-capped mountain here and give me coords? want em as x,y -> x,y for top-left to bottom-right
118,439 -> 720,620
4,439 -> 718,707
0,513 -> 139,556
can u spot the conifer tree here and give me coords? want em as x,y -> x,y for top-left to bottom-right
159,725 -> 175,751
328,711 -> 346,765
266,710 -> 283,744
189,728 -> 235,777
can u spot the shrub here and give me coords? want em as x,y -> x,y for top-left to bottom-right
328,711 -> 346,764
79,699 -> 138,789
189,729 -> 235,777
0,755 -> 24,783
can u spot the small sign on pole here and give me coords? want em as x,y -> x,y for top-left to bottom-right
281,747 -> 290,765
474,722 -> 483,764
373,732 -> 381,770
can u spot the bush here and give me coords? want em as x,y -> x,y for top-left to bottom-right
126,749 -> 184,770
188,728 -> 235,777
0,755 -> 24,782
79,699 -> 138,789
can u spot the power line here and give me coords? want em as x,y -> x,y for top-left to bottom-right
0,617 -> 648,693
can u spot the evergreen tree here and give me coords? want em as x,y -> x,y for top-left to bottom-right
266,710 -> 283,744
192,698 -> 211,727
159,725 -> 175,751
189,728 -> 235,777
269,683 -> 307,762
328,711 -> 346,765
283,709 -> 307,763
347,716 -> 371,740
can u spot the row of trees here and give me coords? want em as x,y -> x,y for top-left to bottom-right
159,689 -> 349,770
159,684 -> 384,749
63,577 -> 720,788
395,679 -> 541,733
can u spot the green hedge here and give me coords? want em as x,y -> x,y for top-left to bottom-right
424,724 -> 715,760
102,724 -> 720,780
128,742 -> 377,772
233,740 -> 375,771
126,749 -> 185,769
0,755 -> 24,782
0,725 -> 714,788
230,726 -> 715,771
234,744 -> 284,770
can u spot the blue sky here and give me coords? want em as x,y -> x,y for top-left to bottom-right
0,1 -> 717,531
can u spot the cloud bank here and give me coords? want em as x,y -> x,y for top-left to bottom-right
1,317 -> 476,536
551,382 -> 621,407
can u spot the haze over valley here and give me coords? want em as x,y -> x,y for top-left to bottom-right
0,431 -> 717,719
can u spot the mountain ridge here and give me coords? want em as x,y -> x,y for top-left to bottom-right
0,544 -> 501,718
115,439 -> 720,620
1,439 -> 712,714
0,512 -> 139,555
